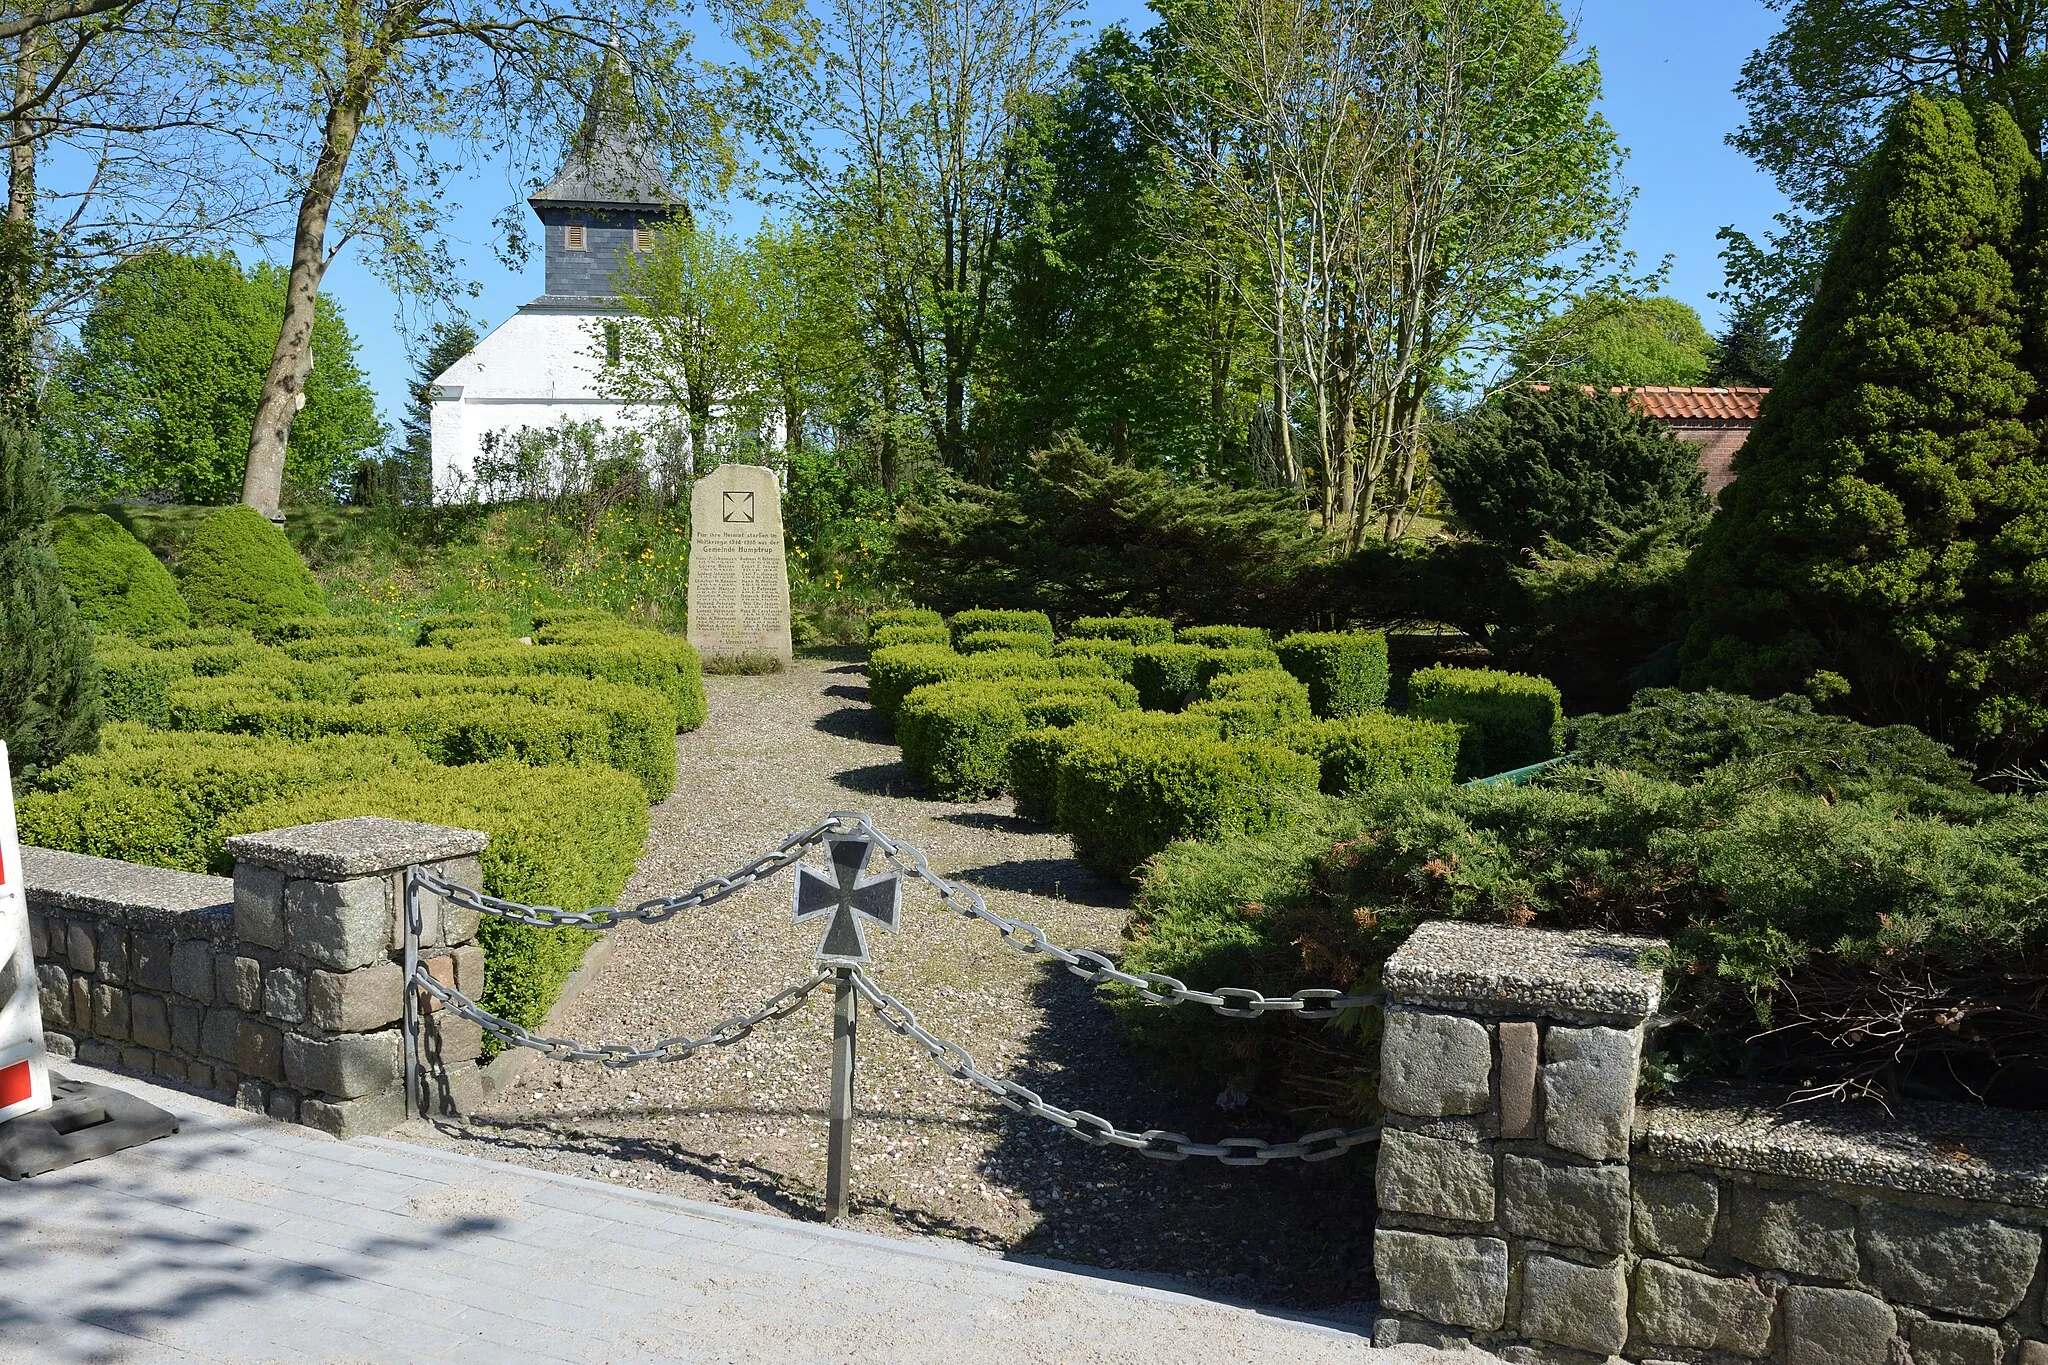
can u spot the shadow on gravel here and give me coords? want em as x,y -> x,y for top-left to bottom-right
833,761 -> 915,797
970,960 -> 1378,1316
934,809 -> 1039,835
815,702 -> 893,744
951,858 -> 1127,910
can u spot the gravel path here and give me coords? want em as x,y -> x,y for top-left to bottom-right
403,658 -> 1383,1323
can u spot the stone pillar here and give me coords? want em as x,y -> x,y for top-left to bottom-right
223,817 -> 489,1137
1372,920 -> 1662,1362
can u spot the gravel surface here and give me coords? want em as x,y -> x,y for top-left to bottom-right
401,658 -> 1383,1323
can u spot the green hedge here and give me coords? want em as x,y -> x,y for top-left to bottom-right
1408,665 -> 1564,778
1276,631 -> 1390,718
383,633 -> 706,732
897,682 -> 1029,800
958,628 -> 1054,656
869,622 -> 951,653
1130,643 -> 1283,711
1279,713 -> 1462,793
254,614 -> 387,645
1055,728 -> 1318,880
1177,624 -> 1270,650
52,512 -> 191,637
1068,615 -> 1173,645
179,505 -> 325,628
1188,669 -> 1312,737
868,644 -> 1104,722
1007,710 -> 1222,824
866,607 -> 944,640
1052,636 -> 1136,679
1018,678 -> 1137,726
948,608 -> 1054,643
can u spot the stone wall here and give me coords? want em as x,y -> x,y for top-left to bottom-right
23,816 -> 490,1137
1372,919 -> 2048,1365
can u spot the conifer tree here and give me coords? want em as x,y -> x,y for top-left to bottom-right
0,424 -> 100,773
1682,96 -> 2046,764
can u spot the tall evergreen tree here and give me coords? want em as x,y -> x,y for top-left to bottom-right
1682,96 -> 2045,764
1707,299 -> 1784,387
395,320 -> 480,504
0,424 -> 100,775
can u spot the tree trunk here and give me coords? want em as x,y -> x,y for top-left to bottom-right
0,34 -> 40,429
242,5 -> 415,520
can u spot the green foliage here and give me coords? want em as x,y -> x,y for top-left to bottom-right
0,426 -> 101,773
1570,689 -> 1974,796
45,252 -> 385,502
1433,385 -> 1709,553
1055,728 -> 1318,882
1051,636 -> 1136,679
897,682 -> 1029,800
867,644 -> 1099,723
254,614 -> 385,645
1130,643 -> 1209,712
1408,666 -> 1565,777
1176,624 -> 1270,650
1275,631 -> 1391,718
1512,293 -> 1719,388
1068,615 -> 1173,645
1278,714 -> 1463,794
1186,669 -> 1312,738
957,629 -> 1054,656
179,506 -> 327,628
51,513 -> 192,637
894,435 -> 1324,624
1684,96 -> 2048,766
866,607 -> 944,640
948,608 -> 1054,642
93,643 -> 175,727
869,622 -> 951,653
1006,710 -> 1224,825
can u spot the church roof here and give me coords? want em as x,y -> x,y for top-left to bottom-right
529,44 -> 684,213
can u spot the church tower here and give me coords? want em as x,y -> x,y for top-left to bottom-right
428,51 -> 688,498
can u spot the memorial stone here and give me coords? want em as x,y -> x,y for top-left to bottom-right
687,463 -> 794,668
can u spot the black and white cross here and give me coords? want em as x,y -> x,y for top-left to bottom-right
792,837 -> 902,964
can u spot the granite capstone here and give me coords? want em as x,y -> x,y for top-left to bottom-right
226,816 -> 488,880
1382,921 -> 1663,1021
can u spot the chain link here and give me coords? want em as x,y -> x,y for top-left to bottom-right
848,967 -> 1379,1165
412,966 -> 835,1066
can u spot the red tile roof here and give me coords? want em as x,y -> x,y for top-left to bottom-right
1529,384 -> 1769,422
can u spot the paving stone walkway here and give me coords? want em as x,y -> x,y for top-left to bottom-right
1,1067 -> 1493,1364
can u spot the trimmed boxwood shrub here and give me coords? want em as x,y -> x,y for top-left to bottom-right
93,643 -> 175,726
1018,679 -> 1137,726
867,607 -> 944,638
1055,728 -> 1318,881
897,681 -> 1030,799
949,608 -> 1054,643
1188,670 -> 1312,738
1408,665 -> 1564,778
1279,713 -> 1462,793
179,505 -> 325,627
958,628 -> 1054,656
1007,710 -> 1225,825
1069,615 -> 1173,645
386,634 -> 706,732
869,644 -> 1105,722
1276,630 -> 1390,718
254,614 -> 385,645
1177,624 -> 1271,650
1131,643 -> 1210,711
1053,636 -> 1136,679
52,512 -> 191,637
869,622 -> 950,653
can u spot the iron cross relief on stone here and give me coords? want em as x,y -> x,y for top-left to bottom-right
722,490 -> 755,523
792,837 -> 902,964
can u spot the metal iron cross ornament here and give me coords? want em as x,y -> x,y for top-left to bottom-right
792,836 -> 901,963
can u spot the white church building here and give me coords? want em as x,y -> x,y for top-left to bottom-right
429,75 -> 687,499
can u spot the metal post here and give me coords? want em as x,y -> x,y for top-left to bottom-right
403,867 -> 421,1119
825,965 -> 856,1223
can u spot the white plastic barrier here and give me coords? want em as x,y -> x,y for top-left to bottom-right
0,741 -> 51,1122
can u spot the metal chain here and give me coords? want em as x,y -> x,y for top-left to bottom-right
849,967 -> 1380,1165
412,965 -> 836,1066
834,814 -> 1382,1019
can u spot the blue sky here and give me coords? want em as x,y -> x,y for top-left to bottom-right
316,0 -> 1793,434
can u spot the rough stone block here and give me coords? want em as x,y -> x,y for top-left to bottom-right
1520,1252 -> 1626,1355
285,876 -> 391,971
119,1045 -> 152,1073
230,957 -> 263,1012
131,933 -> 174,992
1633,1171 -> 1718,1259
233,862 -> 286,949
2020,1341 -> 2048,1365
420,1014 -> 483,1066
171,940 -> 216,1003
65,920 -> 95,973
436,855 -> 484,944
284,1029 -> 400,1100
235,1018 -> 285,1084
1377,1128 -> 1497,1223
300,1084 -> 408,1139
96,923 -> 127,983
266,1089 -> 299,1125
235,1078 -> 268,1113
1780,1286 -> 1895,1365
170,1001 -> 202,1057
29,912 -> 46,958
77,1039 -> 117,1067
129,993 -> 171,1052
36,965 -> 69,1028
1379,1009 -> 1492,1118
70,976 -> 90,1033
91,983 -> 129,1041
418,1061 -> 485,1118
307,962 -> 403,1033
1502,1154 -> 1630,1254
1726,1186 -> 1857,1280
452,943 -> 485,996
1631,1259 -> 1774,1357
264,966 -> 307,1025
1907,1318 -> 2005,1365
1541,1024 -> 1639,1161
200,1007 -> 239,1063
1374,1229 -> 1508,1332
1861,1204 -> 2040,1320
1498,1020 -> 1539,1139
